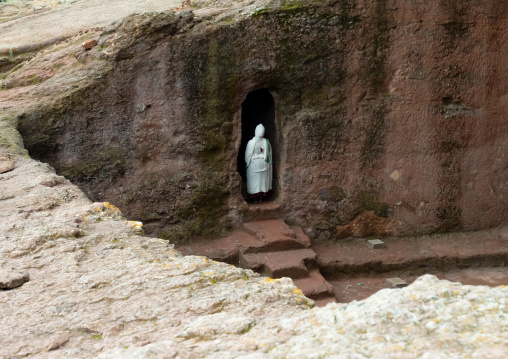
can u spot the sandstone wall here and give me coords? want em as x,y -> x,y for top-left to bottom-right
18,0 -> 508,241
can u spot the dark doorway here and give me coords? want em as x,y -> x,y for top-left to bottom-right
237,88 -> 277,200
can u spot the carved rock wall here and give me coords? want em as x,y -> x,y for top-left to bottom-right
18,0 -> 508,241
1,2 -> 508,357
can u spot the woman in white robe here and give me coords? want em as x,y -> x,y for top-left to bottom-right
245,124 -> 272,202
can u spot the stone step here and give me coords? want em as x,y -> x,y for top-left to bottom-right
175,222 -> 313,267
242,201 -> 282,222
239,248 -> 317,279
242,219 -> 311,254
293,269 -> 336,302
176,218 -> 338,307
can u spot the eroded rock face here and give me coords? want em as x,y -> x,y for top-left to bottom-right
0,147 -> 507,358
16,0 -> 508,242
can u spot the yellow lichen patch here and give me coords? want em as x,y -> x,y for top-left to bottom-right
387,312 -> 393,319
263,277 -> 278,283
164,264 -> 171,268
433,318 -> 441,323
475,336 -> 488,343
204,272 -> 213,276
292,287 -> 304,296
104,202 -> 121,212
127,221 -> 143,230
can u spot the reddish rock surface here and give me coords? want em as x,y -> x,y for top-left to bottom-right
314,226 -> 508,302
10,0 -> 507,242
336,210 -> 398,239
177,218 -> 336,304
82,38 -> 97,50
315,227 -> 508,277
1,1 -> 508,357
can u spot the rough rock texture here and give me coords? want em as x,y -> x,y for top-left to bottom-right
0,268 -> 29,289
8,0 -> 508,242
177,220 -> 337,304
1,2 -> 508,357
0,157 -> 14,174
0,155 -> 312,358
1,151 -> 507,358
82,39 -> 98,50
89,275 -> 508,358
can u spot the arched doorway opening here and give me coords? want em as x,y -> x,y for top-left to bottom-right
236,88 -> 277,202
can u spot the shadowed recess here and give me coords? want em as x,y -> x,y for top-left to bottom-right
237,88 -> 277,199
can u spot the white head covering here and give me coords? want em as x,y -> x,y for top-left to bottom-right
254,124 -> 265,139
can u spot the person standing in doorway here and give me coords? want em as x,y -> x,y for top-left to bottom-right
245,124 -> 272,203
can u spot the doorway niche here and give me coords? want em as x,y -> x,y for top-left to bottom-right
236,88 -> 278,201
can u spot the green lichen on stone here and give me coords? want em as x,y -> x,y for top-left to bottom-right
435,206 -> 462,232
59,149 -> 126,182
200,32 -> 237,166
352,191 -> 390,219
0,116 -> 29,156
317,186 -> 346,202
160,26 -> 245,241
162,176 -> 230,242
367,0 -> 389,92
440,21 -> 472,38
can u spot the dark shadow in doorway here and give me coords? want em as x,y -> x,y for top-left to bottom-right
237,88 -> 277,201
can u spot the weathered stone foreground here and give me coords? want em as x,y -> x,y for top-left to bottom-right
1,148 -> 507,358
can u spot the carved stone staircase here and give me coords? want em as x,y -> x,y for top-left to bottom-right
177,214 -> 337,306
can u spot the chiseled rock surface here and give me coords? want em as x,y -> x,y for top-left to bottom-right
0,153 -> 507,358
